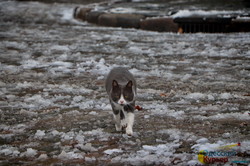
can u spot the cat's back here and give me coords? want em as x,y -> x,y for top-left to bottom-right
105,67 -> 136,92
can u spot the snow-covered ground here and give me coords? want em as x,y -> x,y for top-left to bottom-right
0,1 -> 249,165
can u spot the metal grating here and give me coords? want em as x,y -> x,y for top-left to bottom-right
174,17 -> 232,33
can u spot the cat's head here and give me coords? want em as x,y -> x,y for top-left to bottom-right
111,80 -> 134,105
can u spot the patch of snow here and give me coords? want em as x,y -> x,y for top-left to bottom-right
104,148 -> 123,155
196,138 -> 209,144
57,150 -> 84,160
181,74 -> 192,81
24,94 -> 53,108
0,146 -> 20,157
222,132 -> 231,138
112,142 -> 181,165
35,130 -> 46,139
84,128 -> 105,136
219,92 -> 233,99
51,130 -> 60,136
89,111 -> 98,115
37,154 -> 48,161
209,111 -> 250,120
21,59 -> 41,69
185,92 -> 206,100
85,156 -> 96,162
20,109 -> 38,117
76,143 -> 97,152
172,10 -> 244,18
21,148 -> 37,157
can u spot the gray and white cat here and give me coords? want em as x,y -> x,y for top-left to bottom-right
105,67 -> 136,136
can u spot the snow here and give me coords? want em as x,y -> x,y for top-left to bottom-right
37,154 -> 48,161
172,10 -> 244,18
220,93 -> 233,99
0,147 -> 20,157
196,138 -> 209,144
35,130 -> 46,139
104,148 -> 123,155
111,142 -> 181,165
57,150 -> 84,160
21,148 -> 37,157
185,92 -> 206,100
51,130 -> 60,136
76,143 -> 97,152
0,1 -> 249,165
209,111 -> 250,120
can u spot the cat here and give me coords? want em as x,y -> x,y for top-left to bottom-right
105,67 -> 137,136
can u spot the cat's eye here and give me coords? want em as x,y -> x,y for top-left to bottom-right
124,95 -> 128,98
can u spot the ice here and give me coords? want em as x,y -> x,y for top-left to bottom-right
209,111 -> 250,120
185,92 -> 206,100
89,111 -> 98,115
16,81 -> 33,88
172,10 -> 244,18
85,156 -> 96,162
113,142 -> 181,165
239,141 -> 250,153
181,73 -> 192,81
35,130 -> 46,139
196,138 -> 209,144
21,148 -> 37,157
61,131 -> 75,141
20,109 -> 38,117
24,94 -> 52,108
104,148 -> 123,155
1,1 -> 249,165
51,130 -> 60,136
21,59 -> 41,69
76,143 -> 97,152
84,129 -> 105,136
72,96 -> 83,103
207,94 -> 215,100
37,154 -> 48,161
222,132 -> 231,138
50,45 -> 70,52
110,7 -> 137,14
57,150 -> 84,160
75,134 -> 85,143
0,147 -> 20,157
219,93 -> 233,99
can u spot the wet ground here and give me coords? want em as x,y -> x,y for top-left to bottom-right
0,1 -> 250,165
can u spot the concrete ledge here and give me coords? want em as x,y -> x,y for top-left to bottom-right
230,18 -> 250,32
98,13 -> 117,27
98,13 -> 145,28
73,7 -> 92,21
86,11 -> 105,24
73,7 -> 177,32
73,7 -> 250,33
140,17 -> 178,32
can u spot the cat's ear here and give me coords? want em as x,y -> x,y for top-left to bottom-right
112,80 -> 118,87
126,80 -> 133,88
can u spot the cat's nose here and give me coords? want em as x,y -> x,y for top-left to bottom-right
120,100 -> 124,104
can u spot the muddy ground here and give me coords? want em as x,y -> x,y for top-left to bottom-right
0,1 -> 250,165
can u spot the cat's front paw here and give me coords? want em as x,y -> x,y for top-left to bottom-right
121,119 -> 127,130
115,124 -> 122,131
126,126 -> 133,136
